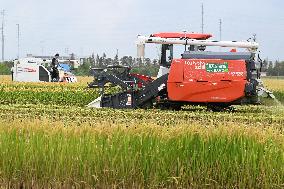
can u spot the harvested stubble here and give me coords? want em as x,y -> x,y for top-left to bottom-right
0,104 -> 284,131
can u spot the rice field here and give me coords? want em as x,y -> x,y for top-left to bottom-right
0,75 -> 283,188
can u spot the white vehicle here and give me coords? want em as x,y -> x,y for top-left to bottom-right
12,57 -> 77,83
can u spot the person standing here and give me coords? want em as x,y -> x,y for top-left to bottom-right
51,53 -> 60,81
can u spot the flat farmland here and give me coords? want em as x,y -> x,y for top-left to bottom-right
0,75 -> 283,188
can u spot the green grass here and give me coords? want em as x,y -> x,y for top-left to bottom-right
0,121 -> 283,188
273,90 -> 284,104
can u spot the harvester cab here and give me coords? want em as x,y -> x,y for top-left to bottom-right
87,32 -> 274,110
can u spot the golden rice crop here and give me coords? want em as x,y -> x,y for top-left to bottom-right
0,119 -> 282,188
263,78 -> 284,91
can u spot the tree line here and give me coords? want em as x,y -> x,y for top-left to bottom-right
0,54 -> 160,77
266,61 -> 284,76
2,55 -> 284,77
74,53 -> 160,77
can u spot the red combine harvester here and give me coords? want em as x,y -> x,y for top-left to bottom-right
88,32 -> 274,111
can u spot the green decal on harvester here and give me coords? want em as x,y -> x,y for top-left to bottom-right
206,62 -> 228,72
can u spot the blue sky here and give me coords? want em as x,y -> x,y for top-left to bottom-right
1,0 -> 284,60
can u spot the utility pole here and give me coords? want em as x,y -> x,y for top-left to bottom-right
40,41 -> 45,55
17,24 -> 20,59
201,3 -> 204,33
116,48 -> 119,65
65,47 -> 69,55
253,33 -> 256,42
1,10 -> 5,62
219,19 -> 222,52
219,19 -> 222,41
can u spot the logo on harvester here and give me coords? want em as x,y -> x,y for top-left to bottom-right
206,62 -> 228,73
185,60 -> 206,70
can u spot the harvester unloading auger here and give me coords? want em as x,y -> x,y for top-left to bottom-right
87,32 -> 274,111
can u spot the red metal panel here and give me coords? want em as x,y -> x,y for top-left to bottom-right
167,59 -> 247,103
168,59 -> 184,83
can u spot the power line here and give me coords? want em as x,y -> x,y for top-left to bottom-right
40,41 -> 45,55
201,3 -> 204,33
219,19 -> 222,41
219,19 -> 222,52
253,33 -> 257,42
17,24 -> 20,59
1,10 -> 5,61
65,47 -> 69,55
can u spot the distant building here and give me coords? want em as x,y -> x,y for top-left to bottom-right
25,54 -> 81,69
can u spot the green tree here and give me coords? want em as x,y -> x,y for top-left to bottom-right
145,58 -> 151,65
74,59 -> 91,76
266,61 -> 284,76
130,64 -> 159,77
0,61 -> 13,75
267,62 -> 274,76
113,54 -> 119,65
